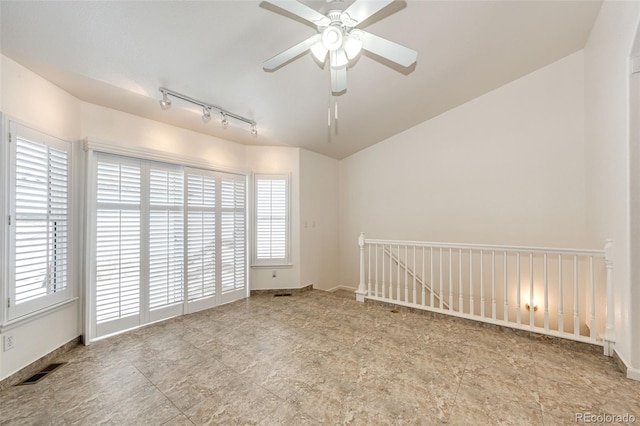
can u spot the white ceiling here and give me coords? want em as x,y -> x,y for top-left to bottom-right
0,0 -> 601,159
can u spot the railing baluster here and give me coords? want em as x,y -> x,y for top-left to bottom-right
604,241 -> 614,356
367,243 -> 372,297
413,246 -> 417,305
491,250 -> 496,321
459,248 -> 463,313
529,252 -> 534,330
504,252 -> 508,323
516,252 -> 521,325
389,245 -> 393,300
439,248 -> 443,309
404,245 -> 408,303
375,244 -> 379,298
397,244 -> 401,303
480,250 -> 485,318
430,247 -> 434,308
590,256 -> 595,341
558,254 -> 564,334
449,248 -> 453,312
421,247 -> 426,306
574,255 -> 579,337
470,249 -> 474,316
382,245 -> 386,299
544,253 -> 549,331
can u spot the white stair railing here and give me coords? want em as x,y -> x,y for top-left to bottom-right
355,233 -> 615,355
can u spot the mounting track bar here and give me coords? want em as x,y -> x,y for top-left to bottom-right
159,87 -> 257,127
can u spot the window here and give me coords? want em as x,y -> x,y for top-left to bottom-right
254,174 -> 289,266
8,123 -> 72,319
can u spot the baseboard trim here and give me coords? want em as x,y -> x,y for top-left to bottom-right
0,336 -> 81,390
613,349 -> 640,381
325,285 -> 357,293
250,284 -> 313,296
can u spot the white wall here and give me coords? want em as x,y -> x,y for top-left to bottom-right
339,51 -> 587,288
584,0 -> 640,379
245,146 -> 302,290
300,150 -> 340,291
0,55 -> 82,380
0,55 -> 256,380
80,102 -> 246,170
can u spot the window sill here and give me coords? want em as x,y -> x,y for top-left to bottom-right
251,263 -> 294,268
0,297 -> 79,332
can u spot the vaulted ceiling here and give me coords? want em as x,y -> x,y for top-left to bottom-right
0,0 -> 602,159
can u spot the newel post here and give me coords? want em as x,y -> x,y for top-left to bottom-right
356,232 -> 367,302
603,240 -> 615,356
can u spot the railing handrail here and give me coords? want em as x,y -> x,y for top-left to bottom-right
364,238 -> 605,258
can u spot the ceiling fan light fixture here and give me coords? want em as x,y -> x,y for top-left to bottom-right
344,30 -> 364,60
321,26 -> 343,51
310,42 -> 329,63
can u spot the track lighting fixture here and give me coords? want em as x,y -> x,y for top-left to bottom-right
158,87 -> 257,134
159,90 -> 172,110
202,107 -> 211,123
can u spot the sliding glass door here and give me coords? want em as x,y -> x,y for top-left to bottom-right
91,154 -> 246,339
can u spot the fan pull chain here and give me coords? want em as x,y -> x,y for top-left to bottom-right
328,98 -> 339,128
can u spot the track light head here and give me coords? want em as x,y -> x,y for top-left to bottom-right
251,124 -> 258,136
159,91 -> 172,110
221,112 -> 229,128
202,107 -> 211,123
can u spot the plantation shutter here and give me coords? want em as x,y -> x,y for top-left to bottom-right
148,165 -> 184,318
254,174 -> 289,265
88,149 -> 248,339
9,124 -> 71,319
220,174 -> 246,302
95,156 -> 141,335
186,171 -> 217,308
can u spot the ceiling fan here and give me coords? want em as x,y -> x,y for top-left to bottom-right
262,0 -> 417,95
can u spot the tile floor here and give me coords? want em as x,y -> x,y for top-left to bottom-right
1,290 -> 639,425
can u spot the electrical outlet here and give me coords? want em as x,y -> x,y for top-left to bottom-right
3,334 -> 15,351
272,270 -> 277,278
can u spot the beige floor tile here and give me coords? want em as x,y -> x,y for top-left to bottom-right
1,290 -> 638,425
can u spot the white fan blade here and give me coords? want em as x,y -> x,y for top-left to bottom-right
342,0 -> 394,26
264,1 -> 330,27
331,66 -> 347,94
360,31 -> 417,67
263,34 -> 322,70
